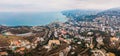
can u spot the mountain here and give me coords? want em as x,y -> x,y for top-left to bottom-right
62,7 -> 120,22
97,7 -> 120,17
62,9 -> 101,21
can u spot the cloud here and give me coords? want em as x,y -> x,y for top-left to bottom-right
0,0 -> 120,12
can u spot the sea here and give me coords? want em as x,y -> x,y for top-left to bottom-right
0,12 -> 67,26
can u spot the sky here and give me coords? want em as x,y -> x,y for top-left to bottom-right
0,0 -> 120,12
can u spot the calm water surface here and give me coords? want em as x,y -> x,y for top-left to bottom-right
0,12 -> 67,26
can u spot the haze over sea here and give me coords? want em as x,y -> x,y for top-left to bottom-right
0,12 -> 67,26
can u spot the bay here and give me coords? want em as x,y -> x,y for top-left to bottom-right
0,12 -> 67,26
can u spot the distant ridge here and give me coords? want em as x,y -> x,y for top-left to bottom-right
61,9 -> 101,21
62,7 -> 120,21
97,7 -> 120,16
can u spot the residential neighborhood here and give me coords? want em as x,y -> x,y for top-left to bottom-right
0,15 -> 120,56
